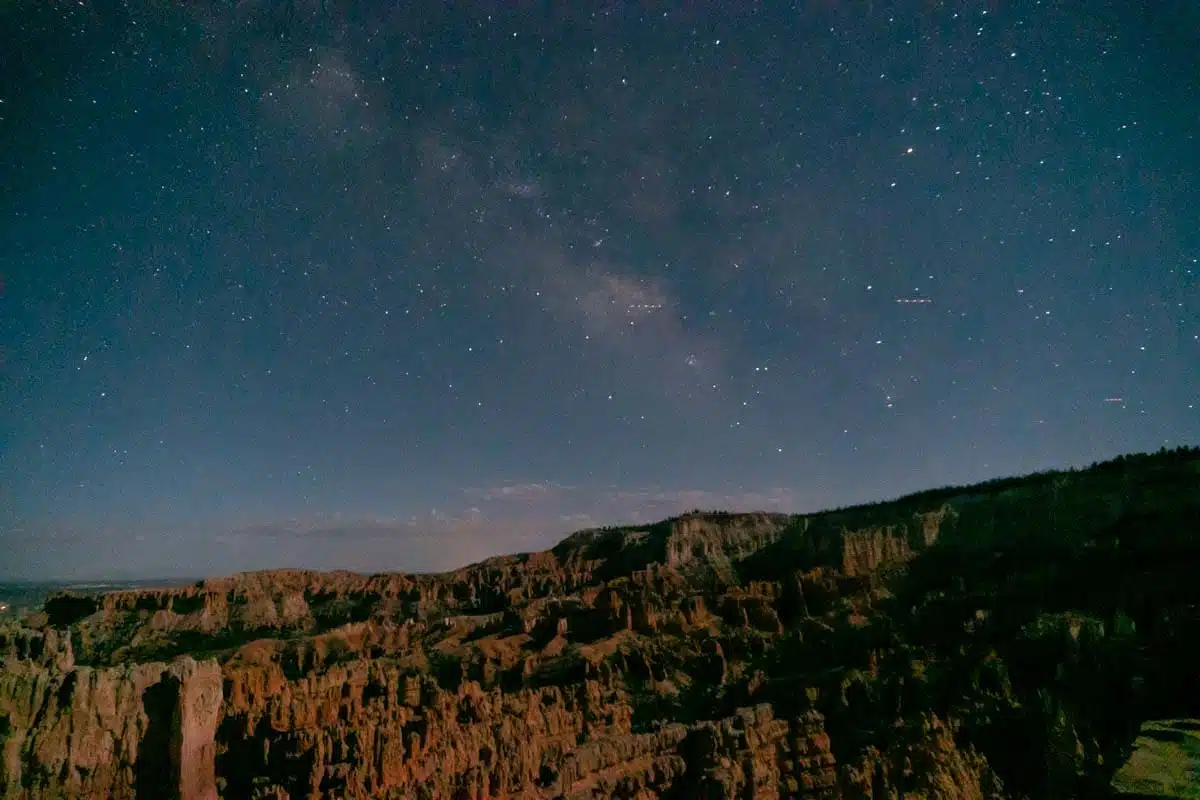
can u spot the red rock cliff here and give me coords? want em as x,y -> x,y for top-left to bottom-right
0,626 -> 221,800
6,450 -> 1195,799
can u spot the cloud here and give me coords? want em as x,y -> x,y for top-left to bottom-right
606,486 -> 800,512
591,484 -> 846,526
234,516 -> 413,539
465,482 -> 562,502
558,512 -> 599,527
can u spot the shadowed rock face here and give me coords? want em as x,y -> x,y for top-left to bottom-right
0,642 -> 221,800
2,447 -> 1198,799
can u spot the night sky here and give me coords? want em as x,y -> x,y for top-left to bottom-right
2,1 -> 1197,580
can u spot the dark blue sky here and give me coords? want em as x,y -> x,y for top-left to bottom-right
2,1 -> 1197,579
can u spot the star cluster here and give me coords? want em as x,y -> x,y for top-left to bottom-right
1,1 -> 1196,579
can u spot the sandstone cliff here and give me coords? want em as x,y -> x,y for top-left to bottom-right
0,626 -> 221,800
2,447 -> 1197,798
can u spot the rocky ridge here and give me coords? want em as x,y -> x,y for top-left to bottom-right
2,447 -> 1197,798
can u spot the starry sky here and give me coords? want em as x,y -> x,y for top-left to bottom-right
1,1 -> 1197,580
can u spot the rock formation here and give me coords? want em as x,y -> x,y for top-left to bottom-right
2,446 -> 1198,798
0,627 -> 221,800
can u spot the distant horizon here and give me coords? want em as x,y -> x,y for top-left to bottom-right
0,578 -> 201,586
6,445 -> 1193,584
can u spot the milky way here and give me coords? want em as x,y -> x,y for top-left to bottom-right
1,1 -> 1196,579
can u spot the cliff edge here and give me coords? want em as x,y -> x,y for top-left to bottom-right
2,447 -> 1197,798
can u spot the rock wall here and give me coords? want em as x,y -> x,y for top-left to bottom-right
0,631 -> 221,800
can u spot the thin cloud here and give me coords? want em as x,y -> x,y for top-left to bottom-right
606,486 -> 806,515
465,482 -> 563,502
215,509 -> 552,573
3,484 -> 820,580
558,512 -> 599,527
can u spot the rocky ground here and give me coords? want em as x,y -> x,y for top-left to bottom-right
2,447 -> 1197,799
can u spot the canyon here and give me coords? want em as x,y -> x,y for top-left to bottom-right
2,447 -> 1198,798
